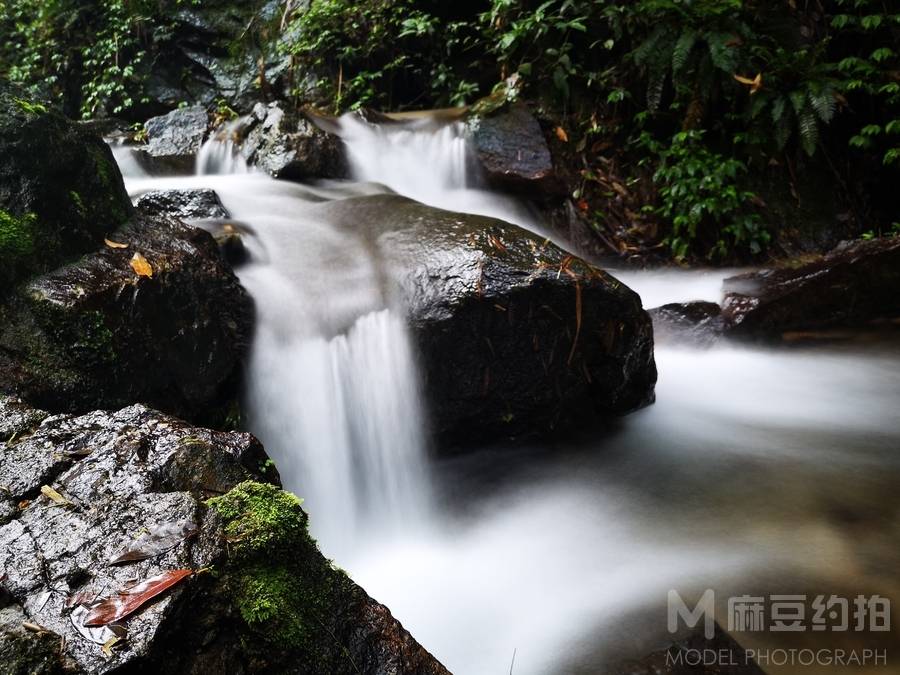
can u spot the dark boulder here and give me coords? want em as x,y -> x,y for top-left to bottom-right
140,106 -> 209,173
328,194 -> 656,446
135,188 -> 229,220
228,102 -> 347,180
0,400 -> 448,675
467,103 -> 564,197
648,301 -> 724,347
722,236 -> 900,339
0,86 -> 132,291
0,213 -> 252,425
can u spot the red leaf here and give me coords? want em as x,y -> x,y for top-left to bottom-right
84,569 -> 192,626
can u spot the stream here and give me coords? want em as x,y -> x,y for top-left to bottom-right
113,118 -> 900,675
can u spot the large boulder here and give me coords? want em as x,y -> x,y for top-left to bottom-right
0,398 -> 449,674
722,236 -> 900,339
328,194 -> 656,445
227,102 -> 347,180
467,103 -> 564,197
140,105 -> 209,173
0,86 -> 132,291
0,213 -> 252,425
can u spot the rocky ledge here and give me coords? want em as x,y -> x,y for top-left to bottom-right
0,97 -> 251,426
0,397 -> 449,675
320,194 -> 657,446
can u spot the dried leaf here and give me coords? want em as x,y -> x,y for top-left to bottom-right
101,636 -> 123,657
40,485 -> 71,506
733,72 -> 763,94
70,604 -> 118,645
130,253 -> 153,278
109,519 -> 198,565
555,126 -> 569,142
104,238 -> 129,249
84,569 -> 192,626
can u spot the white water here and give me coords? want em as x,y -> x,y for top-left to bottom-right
113,121 -> 900,675
336,113 -> 545,233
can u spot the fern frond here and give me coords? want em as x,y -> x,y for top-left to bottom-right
799,106 -> 819,156
771,96 -> 787,124
647,68 -> 666,112
672,29 -> 698,77
809,87 -> 837,124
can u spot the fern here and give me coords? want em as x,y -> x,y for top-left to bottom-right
672,29 -> 698,76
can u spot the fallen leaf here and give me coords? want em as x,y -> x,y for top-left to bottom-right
101,635 -> 123,657
555,126 -> 569,142
109,519 -> 199,565
104,238 -> 129,249
130,253 -> 153,278
734,72 -> 763,94
40,485 -> 71,506
17,499 -> 30,510
70,604 -> 119,645
84,569 -> 192,626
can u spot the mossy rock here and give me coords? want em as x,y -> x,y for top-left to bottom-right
207,481 -> 450,674
0,83 -> 132,291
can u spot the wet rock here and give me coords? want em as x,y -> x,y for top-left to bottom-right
0,84 -> 132,291
468,103 -> 563,197
722,236 -> 900,339
135,188 -> 229,220
0,604 -> 67,675
0,401 -> 448,675
231,102 -> 347,180
0,212 -> 252,425
328,194 -> 656,446
140,106 -> 209,173
648,301 -> 724,347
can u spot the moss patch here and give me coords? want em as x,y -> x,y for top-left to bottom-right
0,210 -> 37,261
207,482 -> 358,670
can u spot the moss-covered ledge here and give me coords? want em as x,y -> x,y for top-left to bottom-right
206,481 -> 450,675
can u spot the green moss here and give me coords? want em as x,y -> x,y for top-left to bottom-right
0,209 -> 37,261
207,481 -> 358,671
69,191 -> 85,216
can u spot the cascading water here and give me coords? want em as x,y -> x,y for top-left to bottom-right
336,112 -> 545,233
113,116 -> 900,675
195,117 -> 250,175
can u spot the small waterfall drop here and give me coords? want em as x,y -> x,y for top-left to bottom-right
196,117 -> 250,175
336,113 -> 544,233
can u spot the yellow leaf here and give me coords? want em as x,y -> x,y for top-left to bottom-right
130,253 -> 153,278
555,126 -> 569,142
104,238 -> 129,249
101,636 -> 122,657
733,72 -> 763,94
40,485 -> 71,506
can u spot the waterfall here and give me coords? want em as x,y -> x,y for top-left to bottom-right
336,113 -> 544,233
196,117 -> 249,175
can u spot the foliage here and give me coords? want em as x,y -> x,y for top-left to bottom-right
640,130 -> 767,259
0,0 -> 197,118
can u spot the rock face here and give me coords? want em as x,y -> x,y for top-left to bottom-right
0,398 -> 449,675
228,102 -> 347,180
0,213 -> 252,425
649,301 -> 724,347
722,236 -> 900,339
468,103 -> 563,197
0,85 -> 132,290
135,188 -> 229,220
328,194 -> 657,445
141,106 -> 209,173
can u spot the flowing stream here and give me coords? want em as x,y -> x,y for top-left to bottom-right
114,118 -> 900,674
